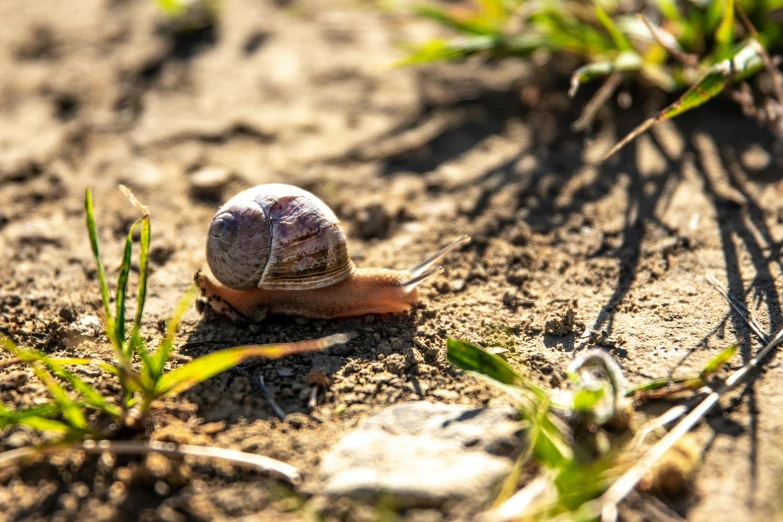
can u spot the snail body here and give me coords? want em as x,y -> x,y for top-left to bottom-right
197,183 -> 468,322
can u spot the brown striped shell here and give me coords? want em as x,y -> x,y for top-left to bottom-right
206,184 -> 355,291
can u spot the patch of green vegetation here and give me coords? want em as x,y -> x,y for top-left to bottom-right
397,0 -> 783,158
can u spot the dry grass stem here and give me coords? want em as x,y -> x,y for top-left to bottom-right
706,274 -> 770,343
0,439 -> 301,485
478,476 -> 553,522
118,184 -> 150,216
637,14 -> 701,70
572,72 -> 623,132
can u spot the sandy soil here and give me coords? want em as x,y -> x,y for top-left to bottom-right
1,1 -> 783,521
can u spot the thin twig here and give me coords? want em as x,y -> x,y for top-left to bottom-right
572,72 -> 623,132
706,275 -> 770,343
637,14 -> 701,70
735,3 -> 783,106
0,439 -> 301,485
597,326 -> 783,521
478,475 -> 554,522
258,376 -> 287,420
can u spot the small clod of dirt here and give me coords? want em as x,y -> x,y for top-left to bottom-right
543,306 -> 582,336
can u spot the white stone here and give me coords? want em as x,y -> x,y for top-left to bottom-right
320,401 -> 523,508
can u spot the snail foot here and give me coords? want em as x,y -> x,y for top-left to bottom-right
194,269 -> 253,324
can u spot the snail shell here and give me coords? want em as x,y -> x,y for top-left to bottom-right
206,184 -> 355,291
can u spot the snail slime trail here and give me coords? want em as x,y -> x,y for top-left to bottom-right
197,183 -> 470,322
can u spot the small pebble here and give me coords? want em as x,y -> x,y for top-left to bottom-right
121,159 -> 164,189
189,167 -> 232,199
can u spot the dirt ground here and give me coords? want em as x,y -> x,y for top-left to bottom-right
2,1 -> 783,521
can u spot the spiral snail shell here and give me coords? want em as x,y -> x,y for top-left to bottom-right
196,183 -> 469,323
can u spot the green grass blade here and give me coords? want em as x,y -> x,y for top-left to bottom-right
130,216 -> 151,356
148,282 -> 200,382
41,362 -> 122,418
655,0 -> 683,23
701,345 -> 738,377
11,350 -> 121,407
116,217 -> 145,355
397,32 -> 555,67
625,376 -> 693,396
715,0 -> 735,57
0,333 -> 19,355
413,5 -> 497,35
7,338 -> 118,376
569,51 -> 641,96
396,37 -> 494,65
526,399 -> 573,469
626,345 -> 737,398
447,338 -> 526,386
604,38 -> 765,160
85,187 -> 115,337
0,402 -> 60,425
595,5 -> 632,51
153,333 -> 349,398
0,402 -> 81,434
17,416 -> 76,434
156,0 -> 187,17
32,365 -> 87,429
43,358 -> 119,375
571,387 -> 606,411
661,38 -> 763,117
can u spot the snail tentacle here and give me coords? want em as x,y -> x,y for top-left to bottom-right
398,235 -> 471,288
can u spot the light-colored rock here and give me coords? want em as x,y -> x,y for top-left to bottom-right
189,166 -> 233,198
320,401 -> 523,508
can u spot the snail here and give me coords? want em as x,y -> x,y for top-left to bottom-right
195,183 -> 469,323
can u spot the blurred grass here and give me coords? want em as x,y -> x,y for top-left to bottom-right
626,344 -> 737,399
447,338 -> 622,519
396,0 -> 783,155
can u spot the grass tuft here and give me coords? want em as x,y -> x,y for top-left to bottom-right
400,0 -> 783,154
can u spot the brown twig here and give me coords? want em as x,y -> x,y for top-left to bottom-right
572,72 -> 623,132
